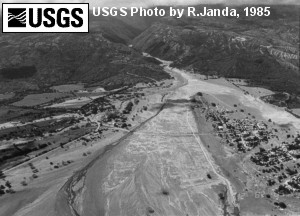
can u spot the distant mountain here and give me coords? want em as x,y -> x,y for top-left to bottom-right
89,15 -> 160,44
133,5 -> 300,97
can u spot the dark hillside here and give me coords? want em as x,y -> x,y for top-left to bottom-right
89,14 -> 161,44
0,32 -> 169,93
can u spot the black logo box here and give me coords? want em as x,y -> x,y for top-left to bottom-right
8,8 -> 27,27
2,3 -> 90,33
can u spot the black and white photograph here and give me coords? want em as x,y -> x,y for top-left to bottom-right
0,0 -> 299,215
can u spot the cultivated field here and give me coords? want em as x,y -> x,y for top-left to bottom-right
13,93 -> 70,107
51,84 -> 84,93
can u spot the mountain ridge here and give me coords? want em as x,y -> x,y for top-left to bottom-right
132,5 -> 299,105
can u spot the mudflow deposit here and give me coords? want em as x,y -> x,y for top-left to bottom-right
0,4 -> 299,216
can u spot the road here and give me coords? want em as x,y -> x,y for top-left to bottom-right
186,110 -> 236,206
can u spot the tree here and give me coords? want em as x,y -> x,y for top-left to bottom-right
0,171 -> 5,179
0,188 -> 5,195
123,102 -> 134,114
5,181 -> 11,188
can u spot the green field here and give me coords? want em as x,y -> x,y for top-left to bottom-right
51,84 -> 84,93
0,93 -> 15,101
12,93 -> 71,107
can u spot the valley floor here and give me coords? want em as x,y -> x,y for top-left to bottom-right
0,57 -> 299,216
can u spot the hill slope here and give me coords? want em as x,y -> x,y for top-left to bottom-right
0,15 -> 169,93
133,5 -> 300,99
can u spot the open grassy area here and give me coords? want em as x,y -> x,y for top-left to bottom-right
12,93 -> 71,107
0,93 -> 15,101
51,84 -> 84,93
0,120 -> 95,170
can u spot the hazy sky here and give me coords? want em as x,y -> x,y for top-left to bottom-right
3,0 -> 300,7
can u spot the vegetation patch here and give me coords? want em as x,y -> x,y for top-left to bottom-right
12,93 -> 70,107
1,66 -> 37,79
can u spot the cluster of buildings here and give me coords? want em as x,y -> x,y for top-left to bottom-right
205,105 -> 300,197
205,108 -> 269,153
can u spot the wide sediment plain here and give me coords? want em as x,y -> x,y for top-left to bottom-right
1,57 -> 299,216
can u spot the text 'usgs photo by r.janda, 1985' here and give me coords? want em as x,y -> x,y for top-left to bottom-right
0,0 -> 299,215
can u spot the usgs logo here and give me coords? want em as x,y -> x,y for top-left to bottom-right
2,3 -> 89,33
